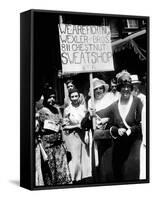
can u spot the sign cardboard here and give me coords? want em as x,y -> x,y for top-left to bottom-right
58,24 -> 114,74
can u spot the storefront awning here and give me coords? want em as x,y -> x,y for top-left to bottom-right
112,29 -> 146,61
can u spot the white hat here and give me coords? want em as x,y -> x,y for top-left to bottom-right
93,79 -> 109,92
131,74 -> 141,84
88,78 -> 109,96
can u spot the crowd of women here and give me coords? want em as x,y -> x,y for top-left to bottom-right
35,70 -> 146,186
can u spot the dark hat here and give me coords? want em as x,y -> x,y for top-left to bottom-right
116,70 -> 133,91
43,85 -> 56,100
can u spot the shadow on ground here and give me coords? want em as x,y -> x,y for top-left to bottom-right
9,180 -> 20,186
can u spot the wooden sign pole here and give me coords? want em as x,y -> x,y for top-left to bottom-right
89,72 -> 99,168
89,72 -> 96,130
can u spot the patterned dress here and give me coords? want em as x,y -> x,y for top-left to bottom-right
38,106 -> 72,186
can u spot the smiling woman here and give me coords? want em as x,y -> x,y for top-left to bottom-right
20,9 -> 149,190
63,88 -> 91,183
96,70 -> 143,182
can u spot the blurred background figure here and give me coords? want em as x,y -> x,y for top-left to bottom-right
106,77 -> 120,105
131,74 -> 146,179
131,74 -> 146,106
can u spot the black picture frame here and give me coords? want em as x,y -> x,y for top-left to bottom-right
20,9 -> 149,190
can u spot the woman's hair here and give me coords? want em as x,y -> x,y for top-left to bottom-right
68,88 -> 80,99
110,77 -> 117,85
66,79 -> 74,86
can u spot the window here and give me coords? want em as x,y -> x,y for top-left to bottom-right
125,19 -> 139,29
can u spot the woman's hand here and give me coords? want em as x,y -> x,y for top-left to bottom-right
84,131 -> 89,144
118,128 -> 126,136
62,117 -> 70,126
63,124 -> 80,130
100,117 -> 109,124
89,108 -> 96,117
37,135 -> 42,143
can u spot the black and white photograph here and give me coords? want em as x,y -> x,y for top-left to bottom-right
20,9 -> 149,190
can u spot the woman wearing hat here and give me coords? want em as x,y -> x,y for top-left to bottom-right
87,78 -> 114,183
96,71 -> 143,181
88,78 -> 110,112
36,86 -> 72,186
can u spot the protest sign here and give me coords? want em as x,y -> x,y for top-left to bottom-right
58,24 -> 114,74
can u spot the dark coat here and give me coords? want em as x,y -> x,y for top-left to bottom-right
96,95 -> 143,182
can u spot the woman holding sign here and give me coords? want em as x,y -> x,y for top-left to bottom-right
36,86 -> 71,186
87,78 -> 113,183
